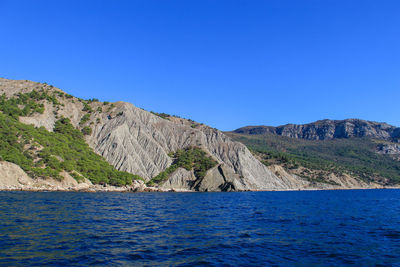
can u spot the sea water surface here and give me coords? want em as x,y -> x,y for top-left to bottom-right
1,190 -> 400,266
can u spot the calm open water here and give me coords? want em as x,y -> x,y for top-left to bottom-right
1,190 -> 400,266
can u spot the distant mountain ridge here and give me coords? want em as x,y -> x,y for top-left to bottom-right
227,119 -> 400,187
234,119 -> 400,142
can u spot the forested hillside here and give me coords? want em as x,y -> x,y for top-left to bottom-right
0,89 -> 143,186
226,131 -> 400,185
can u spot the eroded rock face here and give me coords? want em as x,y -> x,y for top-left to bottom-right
0,78 -> 301,191
0,78 -> 391,191
86,101 -> 298,190
376,143 -> 400,161
377,143 -> 400,155
194,164 -> 241,192
234,119 -> 400,141
0,161 -> 94,191
158,168 -> 197,191
160,164 -> 243,192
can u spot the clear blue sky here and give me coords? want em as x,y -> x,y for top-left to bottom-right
1,0 -> 399,130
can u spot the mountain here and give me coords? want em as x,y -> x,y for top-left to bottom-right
0,78 -> 306,191
0,78 -> 397,191
234,119 -> 400,142
226,120 -> 400,187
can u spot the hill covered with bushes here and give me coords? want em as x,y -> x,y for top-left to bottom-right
0,90 -> 143,186
227,123 -> 400,185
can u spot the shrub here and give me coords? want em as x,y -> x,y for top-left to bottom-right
79,114 -> 90,125
147,147 -> 217,186
82,102 -> 92,112
81,126 -> 92,135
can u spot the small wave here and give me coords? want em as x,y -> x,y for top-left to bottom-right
239,233 -> 251,238
383,230 -> 400,239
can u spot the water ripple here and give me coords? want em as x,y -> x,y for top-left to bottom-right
1,190 -> 400,265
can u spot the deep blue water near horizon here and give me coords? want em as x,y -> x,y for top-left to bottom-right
1,190 -> 400,266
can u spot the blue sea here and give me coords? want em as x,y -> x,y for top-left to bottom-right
1,190 -> 400,266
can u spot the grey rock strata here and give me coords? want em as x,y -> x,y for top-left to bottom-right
86,101 -> 296,190
1,78 -> 389,191
234,119 -> 400,142
0,78 -> 303,191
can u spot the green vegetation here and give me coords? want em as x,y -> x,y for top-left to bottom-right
79,113 -> 90,125
107,103 -> 115,112
147,147 -> 217,186
0,89 -> 62,118
0,91 -> 143,186
0,114 -> 142,185
151,111 -> 171,120
82,101 -> 92,113
81,126 -> 92,135
227,132 -> 400,185
56,91 -> 65,98
86,98 -> 99,103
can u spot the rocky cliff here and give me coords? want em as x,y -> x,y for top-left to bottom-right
234,119 -> 400,142
85,101 -> 297,190
0,78 -> 309,191
0,78 -> 393,191
228,118 -> 400,187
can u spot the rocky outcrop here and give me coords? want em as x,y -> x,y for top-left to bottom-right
234,119 -> 400,142
0,79 -> 62,97
377,143 -> 400,155
158,168 -> 197,191
0,160 -> 153,192
269,164 -> 383,190
160,164 -> 243,192
1,78 -> 306,191
194,164 -> 241,192
1,78 -> 394,191
376,143 -> 400,161
85,101 -> 300,190
0,161 -> 93,191
0,161 -> 36,189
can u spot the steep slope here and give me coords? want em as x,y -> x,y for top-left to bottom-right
0,89 -> 146,190
234,119 -> 400,142
85,102 -> 300,190
227,121 -> 400,187
2,78 -> 395,191
0,78 -> 306,191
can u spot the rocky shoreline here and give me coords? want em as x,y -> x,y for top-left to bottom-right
2,183 -> 399,193
1,160 -> 399,193
0,185 -> 177,193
